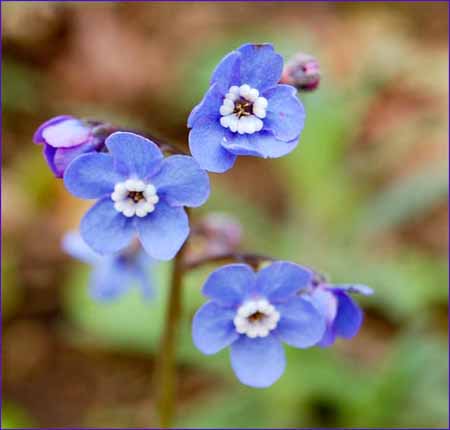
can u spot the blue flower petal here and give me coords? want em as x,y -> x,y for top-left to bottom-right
64,153 -> 124,199
192,301 -> 239,355
80,197 -> 136,254
333,292 -> 363,339
275,297 -> 326,348
221,131 -> 299,158
187,83 -> 223,128
210,50 -> 241,94
151,155 -> 210,208
106,132 -> 163,179
89,259 -> 133,301
237,43 -> 283,92
264,84 -> 306,141
202,264 -> 256,307
135,201 -> 189,260
188,116 -> 237,173
255,261 -> 312,303
230,334 -> 285,388
33,115 -> 72,145
62,231 -> 100,264
134,266 -> 154,300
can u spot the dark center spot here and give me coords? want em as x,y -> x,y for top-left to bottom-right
128,191 -> 144,203
248,311 -> 266,322
234,99 -> 253,118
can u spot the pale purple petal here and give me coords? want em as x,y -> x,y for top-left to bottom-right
41,119 -> 91,148
33,115 -> 73,145
230,334 -> 285,388
192,301 -> 239,354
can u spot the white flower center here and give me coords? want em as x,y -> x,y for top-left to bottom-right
111,179 -> 159,218
219,84 -> 268,135
233,298 -> 280,338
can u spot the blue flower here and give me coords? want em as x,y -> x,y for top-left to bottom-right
188,43 -> 306,173
306,280 -> 373,347
62,231 -> 154,301
192,262 -> 326,388
33,115 -> 107,178
63,132 -> 210,260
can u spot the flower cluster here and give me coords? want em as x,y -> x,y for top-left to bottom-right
192,261 -> 370,387
33,42 -> 370,391
188,43 -> 306,172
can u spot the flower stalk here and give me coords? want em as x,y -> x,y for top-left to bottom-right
156,223 -> 190,428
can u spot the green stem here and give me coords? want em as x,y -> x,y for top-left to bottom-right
156,237 -> 188,428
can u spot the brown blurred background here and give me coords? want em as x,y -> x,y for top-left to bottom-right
2,2 -> 448,428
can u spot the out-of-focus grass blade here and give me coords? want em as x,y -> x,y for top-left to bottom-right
358,163 -> 448,235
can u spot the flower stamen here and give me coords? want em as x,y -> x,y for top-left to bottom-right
219,84 -> 267,135
233,298 -> 280,338
111,179 -> 159,218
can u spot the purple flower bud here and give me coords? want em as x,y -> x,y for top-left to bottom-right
281,53 -> 320,92
33,115 -> 109,178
